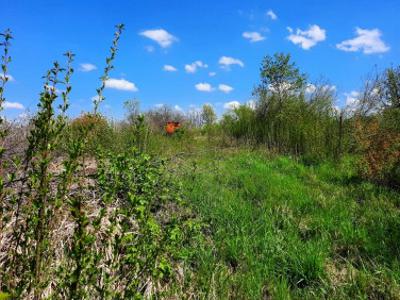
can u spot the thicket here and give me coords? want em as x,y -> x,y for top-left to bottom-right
0,26 -> 203,299
221,53 -> 400,188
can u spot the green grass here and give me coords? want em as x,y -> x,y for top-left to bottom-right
175,149 -> 400,299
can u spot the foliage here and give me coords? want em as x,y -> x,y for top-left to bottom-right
221,53 -> 342,162
201,104 -> 216,126
68,113 -> 113,152
349,67 -> 400,188
93,24 -> 124,114
0,26 -> 203,299
256,52 -> 306,101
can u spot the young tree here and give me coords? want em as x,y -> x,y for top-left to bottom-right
124,99 -> 140,125
256,52 -> 306,102
384,67 -> 400,109
252,53 -> 307,151
201,104 -> 216,126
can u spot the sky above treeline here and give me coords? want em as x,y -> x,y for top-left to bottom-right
1,0 -> 400,119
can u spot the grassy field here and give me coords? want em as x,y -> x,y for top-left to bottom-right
2,24 -> 400,299
171,148 -> 400,299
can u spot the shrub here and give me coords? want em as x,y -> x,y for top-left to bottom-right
352,67 -> 400,188
68,113 -> 113,153
0,25 -> 204,299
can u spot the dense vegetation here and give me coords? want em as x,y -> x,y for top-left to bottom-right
179,149 -> 400,299
1,25 -> 400,299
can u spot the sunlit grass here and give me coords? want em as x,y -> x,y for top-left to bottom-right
178,149 -> 400,299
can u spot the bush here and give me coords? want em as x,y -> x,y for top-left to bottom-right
0,25 -> 204,299
352,67 -> 400,188
68,113 -> 113,152
354,113 -> 400,188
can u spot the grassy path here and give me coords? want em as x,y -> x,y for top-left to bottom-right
176,149 -> 400,299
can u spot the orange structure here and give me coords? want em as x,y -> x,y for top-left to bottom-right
165,121 -> 181,135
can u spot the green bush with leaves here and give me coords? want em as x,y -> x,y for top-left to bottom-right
67,113 -> 114,153
0,25 -> 204,299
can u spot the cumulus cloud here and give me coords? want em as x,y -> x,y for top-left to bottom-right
333,105 -> 341,113
4,101 -> 24,110
91,95 -> 100,103
44,84 -> 62,94
219,56 -> 244,69
139,29 -> 178,48
105,78 -> 138,91
185,61 -> 208,73
323,85 -> 337,92
266,10 -> 277,20
305,84 -> 317,94
336,27 -> 390,54
224,101 -> 241,110
195,83 -> 214,92
18,112 -> 28,120
306,83 -> 336,94
287,25 -> 326,50
242,31 -> 265,43
345,91 -> 360,107
218,84 -> 234,94
268,82 -> 294,93
79,63 -> 97,72
174,105 -> 184,112
247,99 -> 256,110
163,65 -> 177,72
209,72 -> 216,77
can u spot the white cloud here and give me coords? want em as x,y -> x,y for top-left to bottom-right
174,105 -> 184,112
247,99 -> 256,110
18,112 -> 28,119
323,85 -> 337,92
44,84 -> 62,94
345,91 -> 360,107
266,10 -> 277,20
336,27 -> 390,54
371,87 -> 380,96
195,83 -> 214,92
185,61 -> 208,73
79,63 -> 97,72
145,45 -> 155,53
219,56 -> 244,69
0,74 -> 14,82
287,25 -> 326,50
268,82 -> 294,93
305,84 -> 317,94
333,105 -> 341,113
209,72 -> 216,77
139,29 -> 178,48
3,101 -> 24,110
218,84 -> 234,94
224,101 -> 241,110
306,84 -> 336,94
105,78 -> 138,91
242,31 -> 265,43
91,95 -> 100,103
163,65 -> 177,72
188,104 -> 201,111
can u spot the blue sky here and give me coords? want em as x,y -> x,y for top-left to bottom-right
2,0 -> 400,119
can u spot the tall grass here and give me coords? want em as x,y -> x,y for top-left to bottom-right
178,149 -> 400,299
